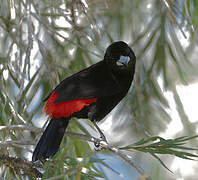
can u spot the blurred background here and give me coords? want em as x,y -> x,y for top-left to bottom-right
0,0 -> 198,179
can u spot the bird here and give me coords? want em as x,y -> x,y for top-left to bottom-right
32,41 -> 136,162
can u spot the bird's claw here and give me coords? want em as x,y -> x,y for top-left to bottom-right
94,136 -> 107,151
100,134 -> 107,143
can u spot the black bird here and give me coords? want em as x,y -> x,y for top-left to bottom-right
32,41 -> 136,161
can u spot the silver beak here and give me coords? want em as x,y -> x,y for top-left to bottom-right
118,56 -> 130,66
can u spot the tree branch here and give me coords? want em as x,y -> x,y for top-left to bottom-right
0,124 -> 150,179
0,154 -> 42,179
0,125 -> 43,133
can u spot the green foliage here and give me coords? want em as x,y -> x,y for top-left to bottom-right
43,151 -> 104,179
121,135 -> 198,172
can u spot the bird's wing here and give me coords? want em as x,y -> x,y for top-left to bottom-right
45,61 -> 127,103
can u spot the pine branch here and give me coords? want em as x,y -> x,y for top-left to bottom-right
0,154 -> 42,179
0,124 -> 150,179
2,124 -> 198,178
120,135 -> 198,171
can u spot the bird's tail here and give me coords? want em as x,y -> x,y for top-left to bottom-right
32,118 -> 69,162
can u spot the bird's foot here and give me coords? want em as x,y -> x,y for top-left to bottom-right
94,136 -> 107,151
94,139 -> 102,151
92,121 -> 108,150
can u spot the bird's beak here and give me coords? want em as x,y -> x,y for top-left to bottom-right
118,56 -> 130,67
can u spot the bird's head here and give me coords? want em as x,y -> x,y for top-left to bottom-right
104,41 -> 136,77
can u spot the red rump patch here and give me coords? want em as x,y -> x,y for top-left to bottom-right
43,91 -> 97,118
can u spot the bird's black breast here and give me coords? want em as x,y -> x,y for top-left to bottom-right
72,92 -> 127,121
